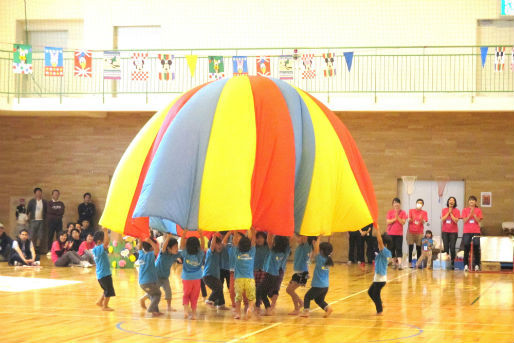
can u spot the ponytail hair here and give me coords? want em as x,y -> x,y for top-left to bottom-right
319,242 -> 334,266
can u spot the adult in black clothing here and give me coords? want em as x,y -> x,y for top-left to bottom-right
348,230 -> 365,264
47,189 -> 65,251
9,229 -> 39,266
78,192 -> 96,227
79,220 -> 95,241
0,223 -> 13,261
361,224 -> 378,263
69,228 -> 83,252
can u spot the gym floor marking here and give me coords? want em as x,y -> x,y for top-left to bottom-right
0,275 -> 81,292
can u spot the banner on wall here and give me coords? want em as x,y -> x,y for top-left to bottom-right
480,47 -> 488,68
131,52 -> 149,81
301,54 -> 316,79
103,51 -> 121,80
232,56 -> 248,76
208,56 -> 225,80
495,47 -> 505,72
158,54 -> 175,81
322,53 -> 336,77
12,44 -> 32,74
343,52 -> 354,72
256,56 -> 271,76
186,55 -> 198,77
278,55 -> 294,80
74,50 -> 92,78
44,47 -> 63,76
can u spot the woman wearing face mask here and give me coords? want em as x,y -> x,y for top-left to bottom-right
386,198 -> 407,269
407,199 -> 428,267
441,196 -> 460,269
461,195 -> 483,272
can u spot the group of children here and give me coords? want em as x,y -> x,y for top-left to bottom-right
90,227 -> 346,319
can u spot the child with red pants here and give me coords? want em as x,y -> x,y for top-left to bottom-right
179,229 -> 206,320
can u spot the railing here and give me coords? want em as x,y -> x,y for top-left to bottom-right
0,46 -> 513,103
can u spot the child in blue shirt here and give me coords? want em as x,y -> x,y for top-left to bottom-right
231,227 -> 257,319
219,231 -> 231,296
203,234 -> 229,310
180,229 -> 206,320
256,234 -> 290,316
92,228 -> 114,311
286,235 -> 313,315
416,230 -> 434,269
138,237 -> 162,317
300,239 -> 333,317
253,231 -> 269,312
368,226 -> 392,315
140,234 -> 180,312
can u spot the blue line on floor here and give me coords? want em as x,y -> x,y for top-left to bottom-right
470,282 -> 496,306
115,321 -> 226,342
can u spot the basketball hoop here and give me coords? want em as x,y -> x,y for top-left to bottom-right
435,176 -> 450,203
401,176 -> 417,195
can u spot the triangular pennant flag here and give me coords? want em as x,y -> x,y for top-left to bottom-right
186,55 -> 198,77
480,47 -> 488,68
344,52 -> 354,72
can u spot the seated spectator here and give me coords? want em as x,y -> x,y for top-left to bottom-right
0,223 -> 13,261
51,231 -> 92,267
69,228 -> 83,252
80,220 -> 94,241
66,222 -> 75,236
78,232 -> 96,265
9,229 -> 39,266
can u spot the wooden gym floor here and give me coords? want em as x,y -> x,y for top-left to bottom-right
1,258 -> 513,343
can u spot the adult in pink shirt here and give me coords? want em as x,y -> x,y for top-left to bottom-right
407,199 -> 428,266
386,198 -> 407,269
78,232 -> 96,265
51,231 -> 92,267
461,195 -> 483,271
441,196 -> 460,269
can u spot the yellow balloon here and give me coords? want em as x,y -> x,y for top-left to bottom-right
108,246 -> 113,254
129,254 -> 136,262
112,260 -> 117,268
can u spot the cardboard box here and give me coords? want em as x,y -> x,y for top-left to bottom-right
481,262 -> 501,272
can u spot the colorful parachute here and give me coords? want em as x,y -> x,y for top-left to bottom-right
99,76 -> 377,238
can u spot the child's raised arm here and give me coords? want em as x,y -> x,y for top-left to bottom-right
209,234 -> 216,251
312,237 -> 320,257
180,229 -> 188,250
222,231 -> 233,245
103,227 -> 110,250
146,237 -> 160,254
267,232 -> 274,248
198,229 -> 206,251
162,233 -> 171,252
375,225 -> 384,251
249,227 -> 256,246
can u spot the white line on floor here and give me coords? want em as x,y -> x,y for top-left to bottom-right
225,322 -> 282,343
311,270 -> 416,312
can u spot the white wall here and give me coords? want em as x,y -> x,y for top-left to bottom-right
0,0 -> 505,51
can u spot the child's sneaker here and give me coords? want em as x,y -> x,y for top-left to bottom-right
33,261 -> 40,266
